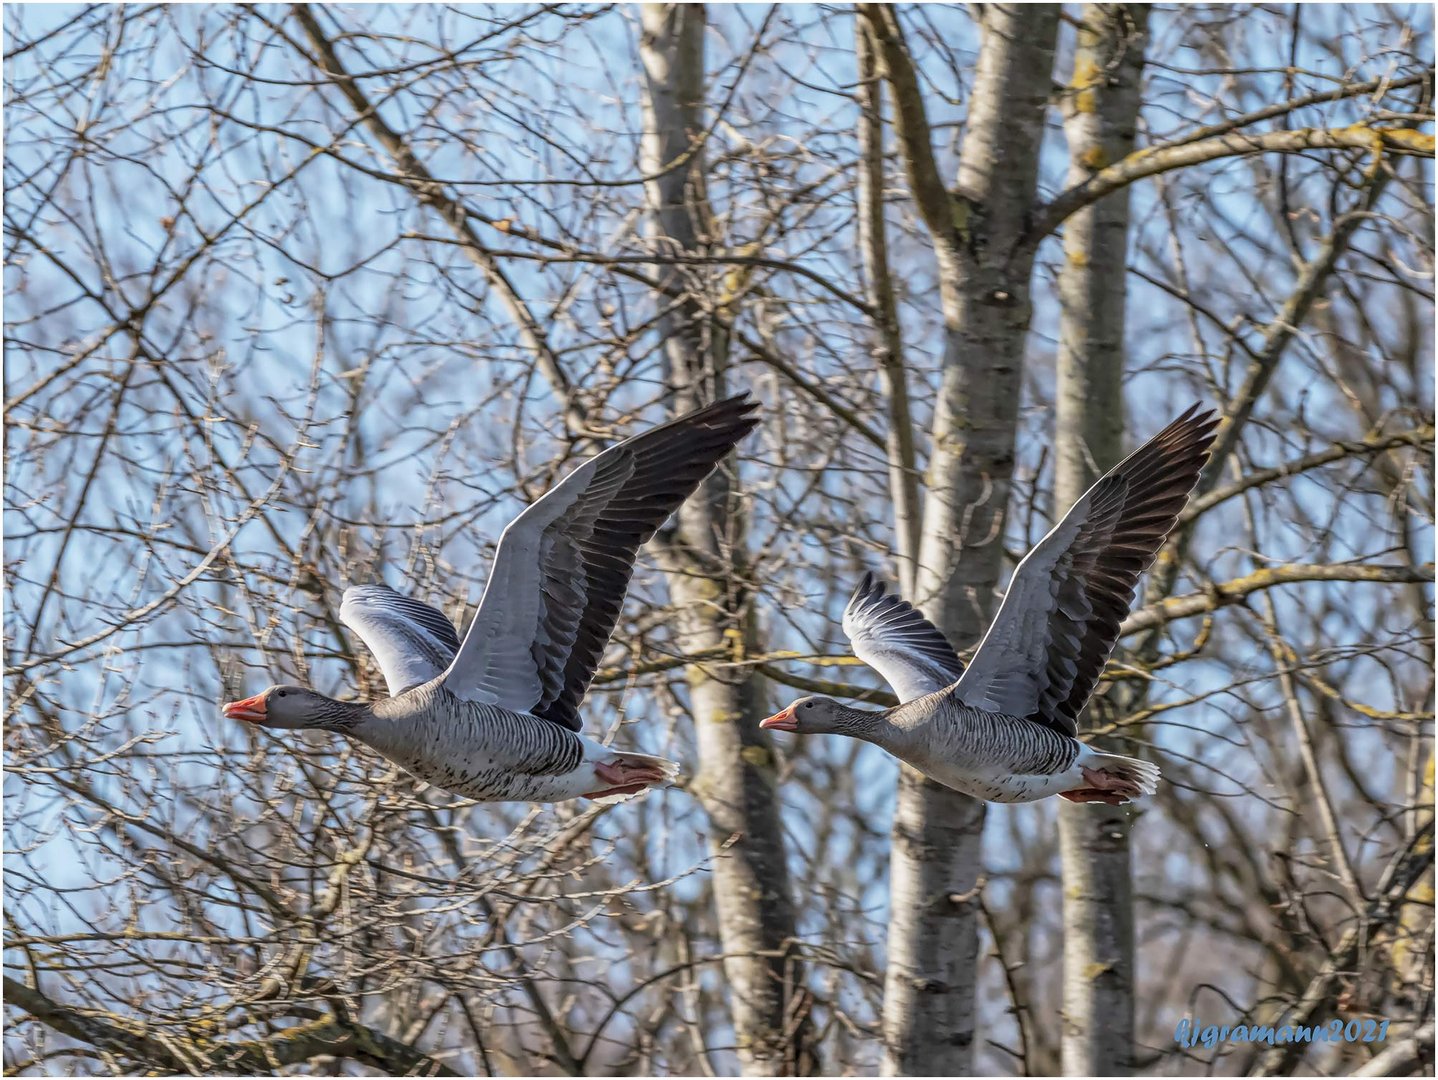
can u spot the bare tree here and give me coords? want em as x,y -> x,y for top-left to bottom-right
638,5 -> 812,1074
860,6 -> 1063,1071
4,4 -> 1432,1077
1053,6 -> 1150,1074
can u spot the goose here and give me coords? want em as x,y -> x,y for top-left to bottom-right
761,405 -> 1219,805
223,393 -> 759,803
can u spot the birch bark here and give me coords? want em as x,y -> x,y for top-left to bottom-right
1051,6 -> 1150,1075
639,6 -> 811,1074
861,6 -> 1061,1073
856,18 -> 922,597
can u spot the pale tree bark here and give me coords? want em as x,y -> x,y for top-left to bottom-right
861,5 -> 1061,1074
639,6 -> 812,1075
1051,6 -> 1150,1076
855,18 -> 922,597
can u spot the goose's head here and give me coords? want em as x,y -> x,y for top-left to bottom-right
222,686 -> 362,731
760,695 -> 856,736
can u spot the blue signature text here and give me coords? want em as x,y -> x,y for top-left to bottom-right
1175,1017 -> 1390,1049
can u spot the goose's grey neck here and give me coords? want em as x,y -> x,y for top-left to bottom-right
316,697 -> 372,732
834,703 -> 907,750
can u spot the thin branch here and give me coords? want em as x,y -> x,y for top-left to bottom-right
1352,1021 -> 1436,1076
856,4 -> 957,243
1252,821 -> 1434,1075
1259,590 -> 1365,907
1181,425 -> 1434,523
856,14 -> 922,592
1151,69 -> 1432,154
1026,125 -> 1432,244
290,3 -> 583,428
1,977 -> 458,1076
1120,563 -> 1434,636
1143,165 -> 1394,609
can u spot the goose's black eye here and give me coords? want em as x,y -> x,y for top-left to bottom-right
803,702 -> 813,709
277,690 -> 288,698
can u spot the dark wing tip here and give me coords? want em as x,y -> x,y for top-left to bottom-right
718,389 -> 759,411
664,391 -> 762,453
695,390 -> 761,420
1042,403 -> 1221,728
1165,403 -> 1221,444
1161,404 -> 1222,480
528,391 -> 760,730
714,392 -> 762,437
849,570 -> 881,609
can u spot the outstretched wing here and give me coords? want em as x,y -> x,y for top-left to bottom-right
842,572 -> 966,702
951,405 -> 1219,737
441,394 -> 761,731
340,583 -> 460,696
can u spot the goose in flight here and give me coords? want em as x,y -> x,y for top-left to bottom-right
761,405 -> 1218,805
223,394 -> 760,803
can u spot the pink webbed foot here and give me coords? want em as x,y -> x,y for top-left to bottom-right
581,759 -> 671,801
1057,765 -> 1142,806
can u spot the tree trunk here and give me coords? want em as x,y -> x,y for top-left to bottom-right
855,18 -> 922,597
862,6 -> 1061,1074
1052,6 -> 1150,1076
639,6 -> 811,1075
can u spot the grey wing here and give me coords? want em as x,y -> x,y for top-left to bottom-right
441,394 -> 761,731
340,584 -> 461,696
842,572 -> 965,702
951,405 -> 1219,737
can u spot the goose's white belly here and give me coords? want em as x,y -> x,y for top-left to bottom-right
375,740 -> 604,803
914,757 -> 1086,804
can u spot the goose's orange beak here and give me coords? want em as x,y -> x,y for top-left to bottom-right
759,704 -> 797,732
222,693 -> 268,723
